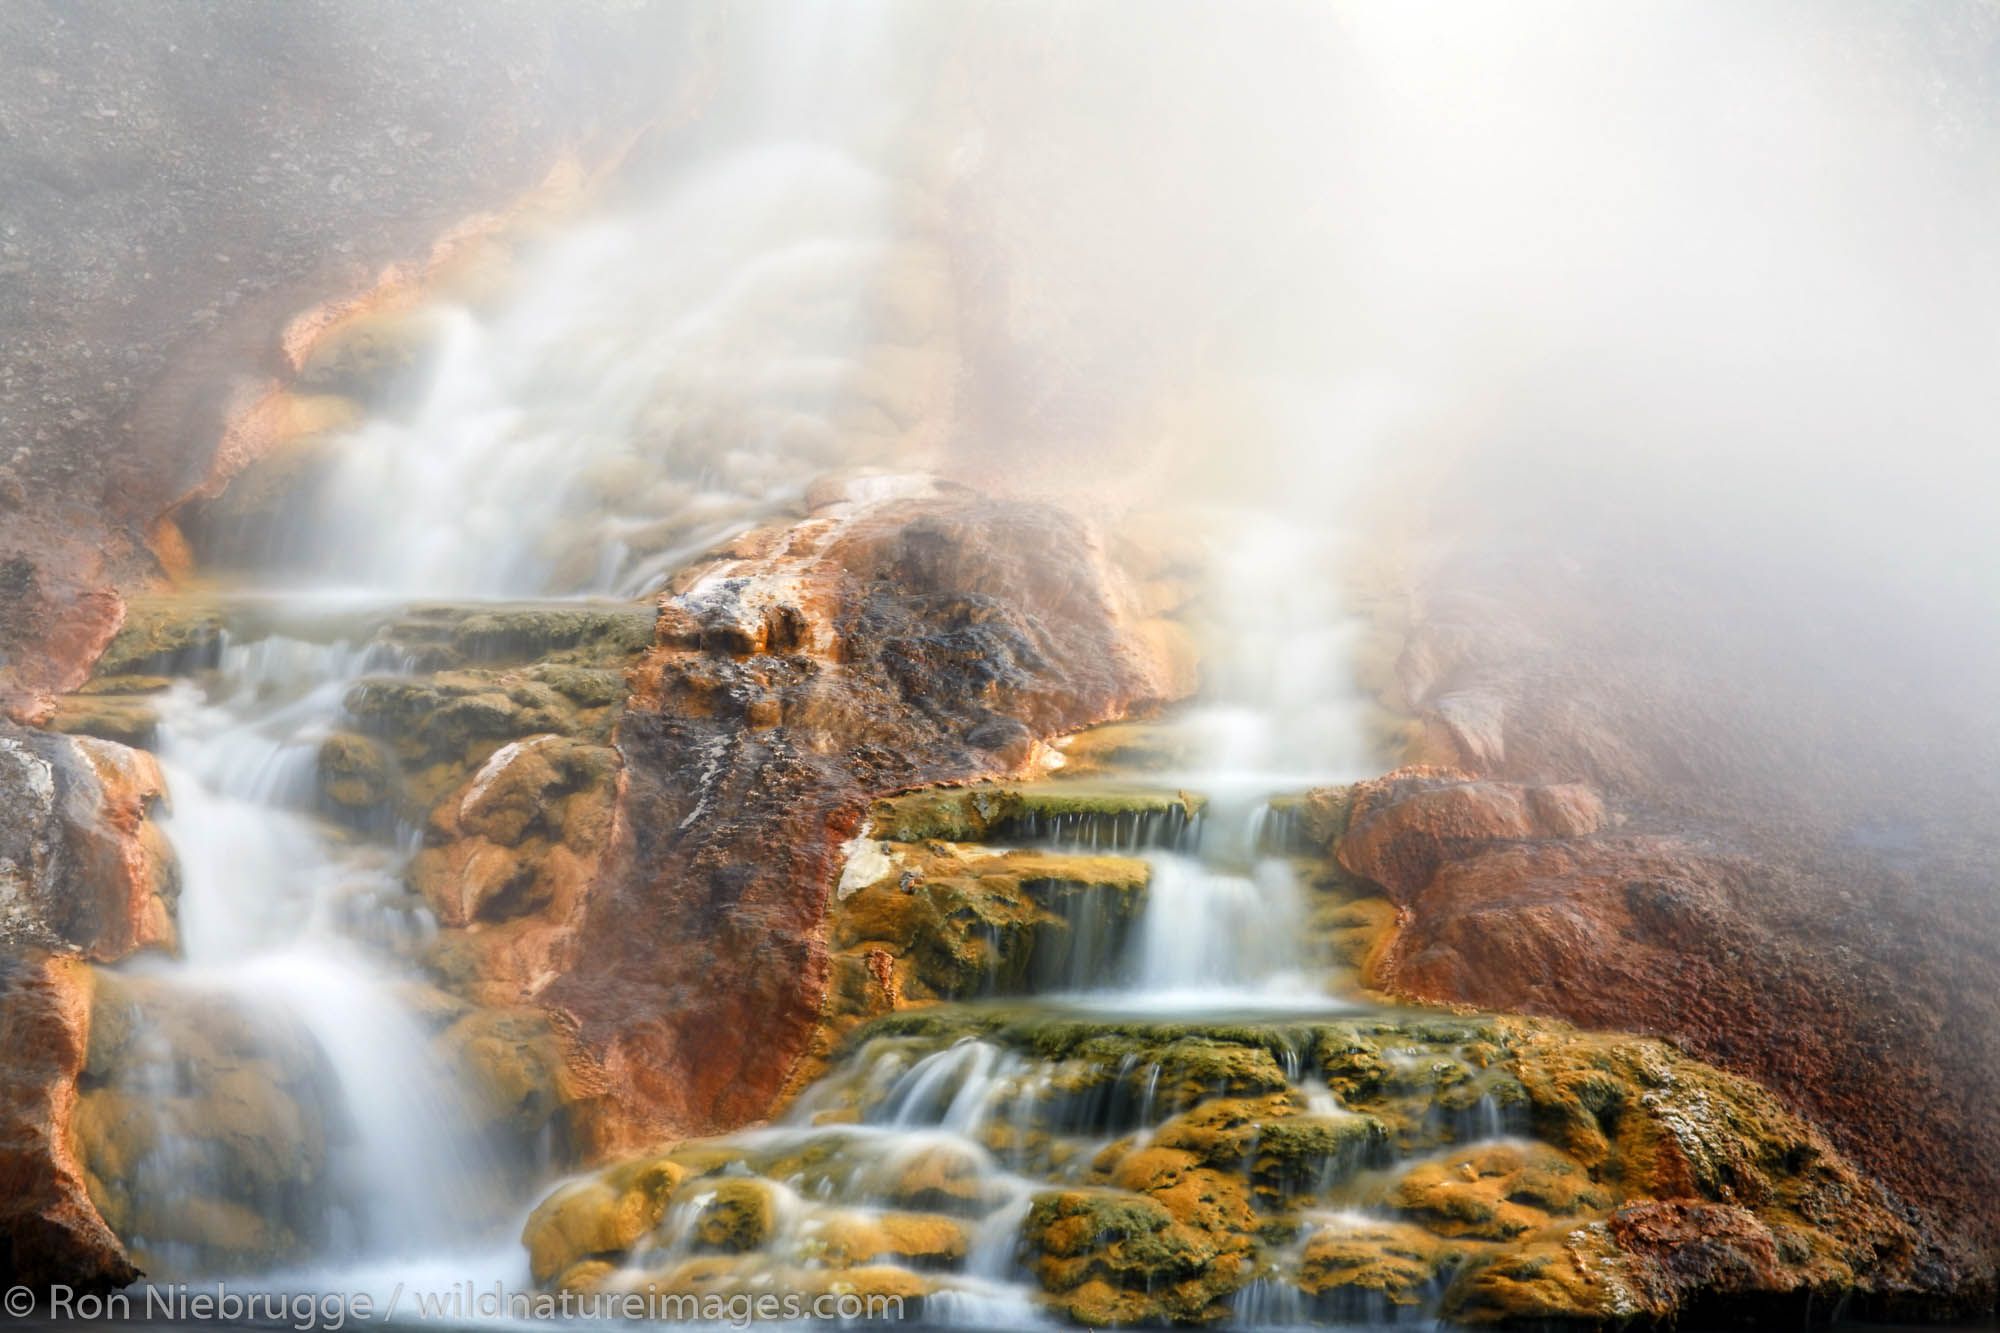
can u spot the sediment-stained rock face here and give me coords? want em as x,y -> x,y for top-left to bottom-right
0,724 -> 175,964
1326,754 -> 2000,1302
0,951 -> 136,1292
544,480 -> 1196,1151
0,540 -> 127,727
525,1006 -> 1956,1326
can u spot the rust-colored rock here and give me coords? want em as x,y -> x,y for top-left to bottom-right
1351,551 -> 2000,1290
1336,767 -> 1607,899
0,533 -> 126,726
0,951 -> 137,1292
417,737 -> 622,1009
544,481 -> 1192,1152
1,725 -> 175,963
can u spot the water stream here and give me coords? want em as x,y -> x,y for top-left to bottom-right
100,5 -> 1415,1323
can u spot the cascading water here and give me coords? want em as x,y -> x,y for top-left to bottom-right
106,625 -> 497,1277
107,0 -> 951,1292
290,140 -> 919,600
1038,506 -> 1385,1012
100,3 -> 1463,1323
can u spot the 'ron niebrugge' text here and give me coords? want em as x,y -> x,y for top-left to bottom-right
35,1282 -> 906,1328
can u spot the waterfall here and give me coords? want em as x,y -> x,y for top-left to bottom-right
111,0 -> 940,1288
108,0 -> 1395,1312
293,142 -> 910,600
102,628 -> 490,1279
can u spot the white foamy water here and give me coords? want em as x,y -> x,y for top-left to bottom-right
115,0 -> 947,1286
107,1 -> 1404,1314
124,636 -> 492,1275
299,143 -> 912,600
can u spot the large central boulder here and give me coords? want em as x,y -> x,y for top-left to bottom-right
543,478 -> 1195,1152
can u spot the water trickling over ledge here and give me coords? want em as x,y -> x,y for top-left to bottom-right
21,1 -> 1983,1323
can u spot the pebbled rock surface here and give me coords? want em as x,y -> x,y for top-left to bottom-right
1354,527 -> 2000,1300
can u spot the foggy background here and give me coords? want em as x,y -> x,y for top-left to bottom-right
917,0 -> 2000,845
7,0 -> 1997,831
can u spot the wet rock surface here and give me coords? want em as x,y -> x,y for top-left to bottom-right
0,952 -> 137,1292
1320,744 -> 2000,1303
519,722 -> 1989,1326
14,471 -> 1200,1287
4,590 -> 664,1282
543,482 -> 1196,1151
0,723 -> 176,964
72,971 -> 342,1276
527,1002 -> 1953,1327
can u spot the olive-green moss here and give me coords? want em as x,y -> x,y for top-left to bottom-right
869,783 -> 1205,845
95,598 -> 229,677
832,846 -> 1150,1004
377,603 -> 656,670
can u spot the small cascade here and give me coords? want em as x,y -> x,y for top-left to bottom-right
1008,802 -> 1204,855
96,616 -> 504,1278
1122,851 -> 1314,999
533,1008 -> 1549,1322
1249,799 -> 1321,858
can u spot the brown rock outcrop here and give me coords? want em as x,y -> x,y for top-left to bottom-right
0,726 -> 172,1290
0,535 -> 126,726
416,735 -> 622,1008
0,951 -> 137,1292
1349,544 -> 2000,1297
1336,768 -> 1607,899
544,480 -> 1193,1152
1,724 -> 175,963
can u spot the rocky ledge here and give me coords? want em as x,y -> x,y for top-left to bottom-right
3,473 -> 1205,1284
526,1004 -> 1956,1326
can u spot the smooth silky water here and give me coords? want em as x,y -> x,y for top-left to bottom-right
104,0 -> 935,1305
93,5 -> 1460,1327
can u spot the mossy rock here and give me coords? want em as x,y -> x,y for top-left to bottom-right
376,602 -> 656,671
522,1158 -> 688,1284
342,670 -> 618,807
74,674 -> 172,696
869,783 -> 1204,846
1385,1141 -> 1613,1241
1296,1218 -> 1456,1311
526,1005 -> 1948,1326
74,971 -> 339,1274
1021,1189 -> 1247,1324
525,662 -> 628,708
1253,1112 -> 1392,1193
831,844 -> 1150,1005
861,1141 -> 998,1215
440,1005 -> 578,1148
316,729 -> 394,815
1050,724 -> 1197,778
95,597 -> 228,676
691,1180 -> 778,1253
50,693 -> 160,747
811,1211 -> 968,1269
